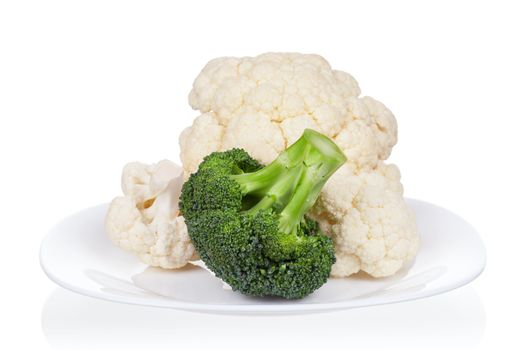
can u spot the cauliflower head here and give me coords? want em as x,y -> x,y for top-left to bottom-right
180,52 -> 397,177
179,52 -> 418,278
105,160 -> 195,269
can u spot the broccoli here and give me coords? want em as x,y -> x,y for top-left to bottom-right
179,129 -> 346,299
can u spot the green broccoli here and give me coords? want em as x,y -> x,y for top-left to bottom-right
179,129 -> 346,299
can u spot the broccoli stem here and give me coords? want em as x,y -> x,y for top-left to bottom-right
244,164 -> 304,214
277,166 -> 328,235
231,129 -> 346,233
231,133 -> 309,195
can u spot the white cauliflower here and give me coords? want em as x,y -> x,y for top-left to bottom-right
105,160 -> 195,269
311,163 -> 419,277
181,52 -> 397,178
179,52 -> 419,278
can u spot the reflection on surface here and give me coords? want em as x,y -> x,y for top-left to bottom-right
42,286 -> 485,350
84,263 -> 447,307
84,269 -> 164,299
354,266 -> 447,299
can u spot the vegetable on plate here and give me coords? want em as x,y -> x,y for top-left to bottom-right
179,53 -> 419,277
105,160 -> 195,269
179,129 -> 346,299
105,52 -> 420,287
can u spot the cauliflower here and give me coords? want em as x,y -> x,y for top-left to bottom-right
181,53 -> 397,178
105,160 -> 195,269
311,163 -> 419,277
179,52 -> 419,277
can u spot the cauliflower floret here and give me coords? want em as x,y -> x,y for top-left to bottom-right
178,52 -> 418,278
221,111 -> 285,165
181,52 -> 397,176
179,112 -> 224,177
280,114 -> 321,145
362,96 -> 398,160
105,160 -> 195,269
312,163 -> 419,277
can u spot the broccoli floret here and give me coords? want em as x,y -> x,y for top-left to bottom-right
180,129 -> 346,299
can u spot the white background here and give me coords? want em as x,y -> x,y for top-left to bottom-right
1,0 -> 525,349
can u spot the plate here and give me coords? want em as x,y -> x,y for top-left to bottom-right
40,199 -> 485,314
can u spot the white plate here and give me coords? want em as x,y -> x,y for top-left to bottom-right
40,199 -> 485,315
